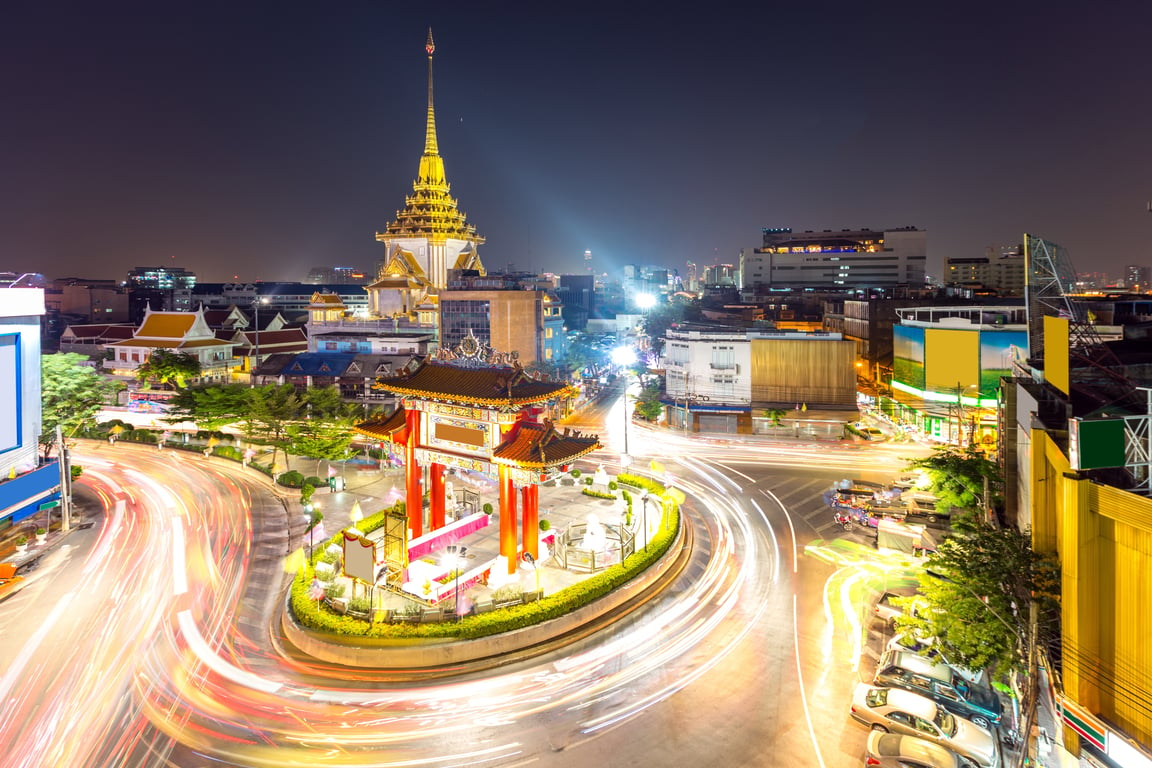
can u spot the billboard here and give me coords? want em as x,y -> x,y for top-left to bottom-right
1043,315 -> 1070,396
893,326 -> 925,391
0,335 -> 18,454
925,328 -> 979,393
978,330 -> 1028,398
1068,418 -> 1127,471
894,325 -> 1027,399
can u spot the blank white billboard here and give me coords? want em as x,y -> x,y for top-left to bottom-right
0,336 -> 18,454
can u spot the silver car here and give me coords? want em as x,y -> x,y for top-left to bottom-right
864,730 -> 970,768
850,684 -> 998,768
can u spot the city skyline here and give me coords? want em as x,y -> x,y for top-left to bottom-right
4,3 -> 1152,283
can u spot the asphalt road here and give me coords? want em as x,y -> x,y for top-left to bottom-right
0,394 -> 932,767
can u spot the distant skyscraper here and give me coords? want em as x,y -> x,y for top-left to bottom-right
584,250 -> 592,273
1125,264 -> 1152,292
126,265 -> 196,319
307,266 -> 368,285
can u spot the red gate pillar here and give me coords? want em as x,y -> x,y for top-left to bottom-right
430,463 -> 446,530
498,465 -> 518,574
404,408 -> 422,538
521,484 -> 539,560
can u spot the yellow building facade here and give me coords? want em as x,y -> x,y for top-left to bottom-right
1030,428 -> 1152,762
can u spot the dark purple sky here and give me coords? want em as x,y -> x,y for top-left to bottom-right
4,2 -> 1152,283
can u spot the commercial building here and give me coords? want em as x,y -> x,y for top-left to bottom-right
439,283 -> 565,368
944,246 -> 1026,296
745,226 -> 927,292
884,305 -> 1026,448
663,324 -> 856,434
0,289 -> 66,529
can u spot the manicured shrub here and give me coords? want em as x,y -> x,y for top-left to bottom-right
608,481 -> 618,491
482,502 -> 494,515
278,470 -> 305,488
539,519 -> 551,531
305,475 -> 325,488
570,469 -> 582,478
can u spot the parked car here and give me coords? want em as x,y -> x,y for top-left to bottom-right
902,495 -> 956,524
861,427 -> 887,441
887,632 -> 985,686
874,590 -> 923,627
874,650 -> 1003,728
864,730 -> 970,768
849,684 -> 999,768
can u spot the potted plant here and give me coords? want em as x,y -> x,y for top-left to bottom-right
35,527 -> 47,544
14,535 -> 28,554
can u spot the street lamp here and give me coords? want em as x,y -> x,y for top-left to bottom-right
522,551 -> 539,595
251,297 -> 268,386
444,544 -> 467,621
610,346 -> 637,459
640,491 -> 652,552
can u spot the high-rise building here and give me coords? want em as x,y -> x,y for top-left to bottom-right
366,30 -> 485,319
945,245 -> 1026,296
125,265 -> 197,321
744,227 -> 926,291
1125,263 -> 1152,292
306,266 -> 369,285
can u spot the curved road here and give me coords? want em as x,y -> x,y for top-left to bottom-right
0,396 -> 929,767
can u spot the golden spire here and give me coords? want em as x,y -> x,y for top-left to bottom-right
417,27 -> 445,187
423,28 -> 438,157
377,28 -> 484,256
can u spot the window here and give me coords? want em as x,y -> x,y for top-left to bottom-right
912,717 -> 938,736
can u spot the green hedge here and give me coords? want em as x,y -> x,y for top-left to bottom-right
289,490 -> 682,640
581,488 -> 616,500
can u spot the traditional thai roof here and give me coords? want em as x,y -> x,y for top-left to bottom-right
353,406 -> 409,441
105,307 -> 233,351
376,30 -> 484,248
280,352 -> 358,377
492,420 -> 600,468
372,360 -> 573,406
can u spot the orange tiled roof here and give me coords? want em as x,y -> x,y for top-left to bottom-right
136,313 -> 196,338
374,361 -> 573,406
492,421 -> 600,468
353,407 -> 408,441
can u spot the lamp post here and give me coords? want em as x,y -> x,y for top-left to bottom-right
611,346 -> 637,461
251,297 -> 268,386
640,491 -> 651,552
445,544 -> 467,621
303,503 -> 315,562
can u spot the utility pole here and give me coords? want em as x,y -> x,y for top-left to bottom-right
56,425 -> 72,532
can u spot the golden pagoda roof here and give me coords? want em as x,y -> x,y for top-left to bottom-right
377,29 -> 485,247
492,421 -> 600,469
373,360 -> 573,407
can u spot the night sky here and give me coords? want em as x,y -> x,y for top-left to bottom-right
4,2 -> 1152,284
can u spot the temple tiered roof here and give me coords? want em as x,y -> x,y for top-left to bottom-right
371,360 -> 573,407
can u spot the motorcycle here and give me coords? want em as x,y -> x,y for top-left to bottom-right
834,511 -> 853,531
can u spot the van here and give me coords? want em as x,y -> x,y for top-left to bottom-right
874,650 -> 1002,728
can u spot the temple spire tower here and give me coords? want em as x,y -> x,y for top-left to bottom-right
368,28 -> 485,320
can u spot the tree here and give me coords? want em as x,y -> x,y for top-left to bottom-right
895,516 -> 1060,677
40,353 -> 123,457
135,349 -> 202,389
762,408 -> 786,427
166,384 -> 251,431
906,446 -> 1002,516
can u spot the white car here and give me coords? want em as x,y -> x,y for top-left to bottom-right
850,684 -> 998,768
886,632 -> 986,686
864,730 -> 970,768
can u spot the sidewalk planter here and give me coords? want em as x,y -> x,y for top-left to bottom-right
35,530 -> 47,545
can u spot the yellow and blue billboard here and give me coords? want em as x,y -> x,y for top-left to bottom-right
894,326 -> 1027,400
